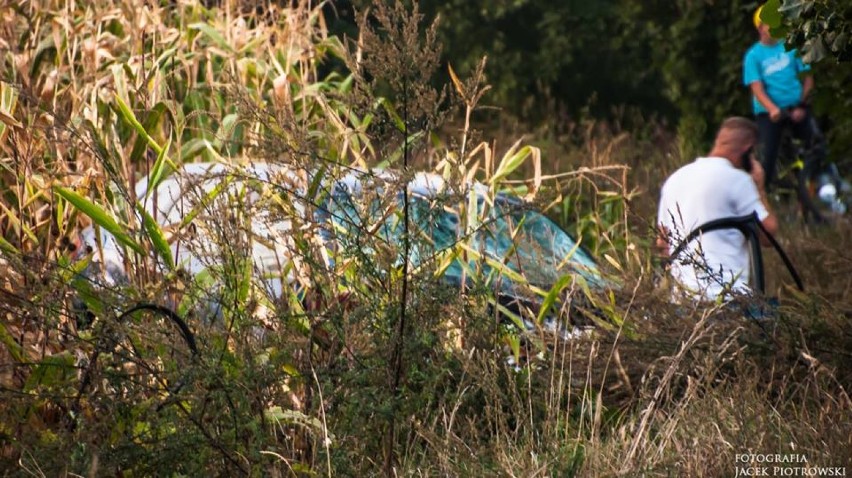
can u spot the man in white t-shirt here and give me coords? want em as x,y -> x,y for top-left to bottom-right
657,117 -> 779,301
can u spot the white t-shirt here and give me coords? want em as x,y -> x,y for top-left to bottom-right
657,157 -> 769,300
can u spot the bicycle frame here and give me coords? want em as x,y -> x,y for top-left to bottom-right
774,111 -> 829,223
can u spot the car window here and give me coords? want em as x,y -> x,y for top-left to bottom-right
324,191 -> 455,266
484,200 -> 601,287
324,190 -> 602,289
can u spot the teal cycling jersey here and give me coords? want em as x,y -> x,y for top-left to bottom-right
743,41 -> 810,115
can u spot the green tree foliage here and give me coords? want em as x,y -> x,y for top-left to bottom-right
409,0 -> 761,150
653,0 -> 756,157
760,0 -> 851,63
761,0 -> 852,163
417,0 -> 679,120
330,0 -> 852,163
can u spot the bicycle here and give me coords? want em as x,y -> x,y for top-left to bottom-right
772,110 -> 848,223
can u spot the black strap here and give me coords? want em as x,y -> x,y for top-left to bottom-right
754,218 -> 804,291
664,212 -> 804,293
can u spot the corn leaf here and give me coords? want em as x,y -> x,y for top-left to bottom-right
57,256 -> 92,284
432,248 -> 459,278
0,235 -> 19,255
490,297 -> 527,337
0,82 -> 21,145
213,113 -> 239,151
180,138 -> 212,162
504,331 -> 522,364
377,97 -> 406,132
129,101 -> 171,165
447,63 -> 465,98
136,204 -> 174,271
307,163 -> 326,202
0,323 -> 24,363
114,95 -> 163,156
55,186 -> 144,255
0,201 -> 42,244
145,137 -> 176,199
536,274 -> 574,324
189,22 -> 235,53
491,140 -> 540,187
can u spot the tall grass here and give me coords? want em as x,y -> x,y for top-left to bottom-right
1,0 -> 850,476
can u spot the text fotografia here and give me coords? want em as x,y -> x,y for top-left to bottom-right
735,454 -> 846,477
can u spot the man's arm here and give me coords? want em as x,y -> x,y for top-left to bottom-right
791,74 -> 814,123
748,158 -> 779,245
800,74 -> 814,103
749,81 -> 782,121
755,188 -> 779,246
743,51 -> 781,121
656,188 -> 673,257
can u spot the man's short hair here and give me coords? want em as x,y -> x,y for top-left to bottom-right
716,116 -> 758,146
720,116 -> 758,136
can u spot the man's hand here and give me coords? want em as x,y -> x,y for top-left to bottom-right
749,159 -> 779,243
749,157 -> 766,187
750,82 -> 783,122
768,105 -> 782,122
791,106 -> 806,123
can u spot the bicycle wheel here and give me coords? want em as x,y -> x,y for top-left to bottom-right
797,168 -> 827,223
775,130 -> 826,223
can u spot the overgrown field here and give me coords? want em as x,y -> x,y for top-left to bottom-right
1,1 -> 850,476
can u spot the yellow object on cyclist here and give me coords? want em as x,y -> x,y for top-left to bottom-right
753,6 -> 763,28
